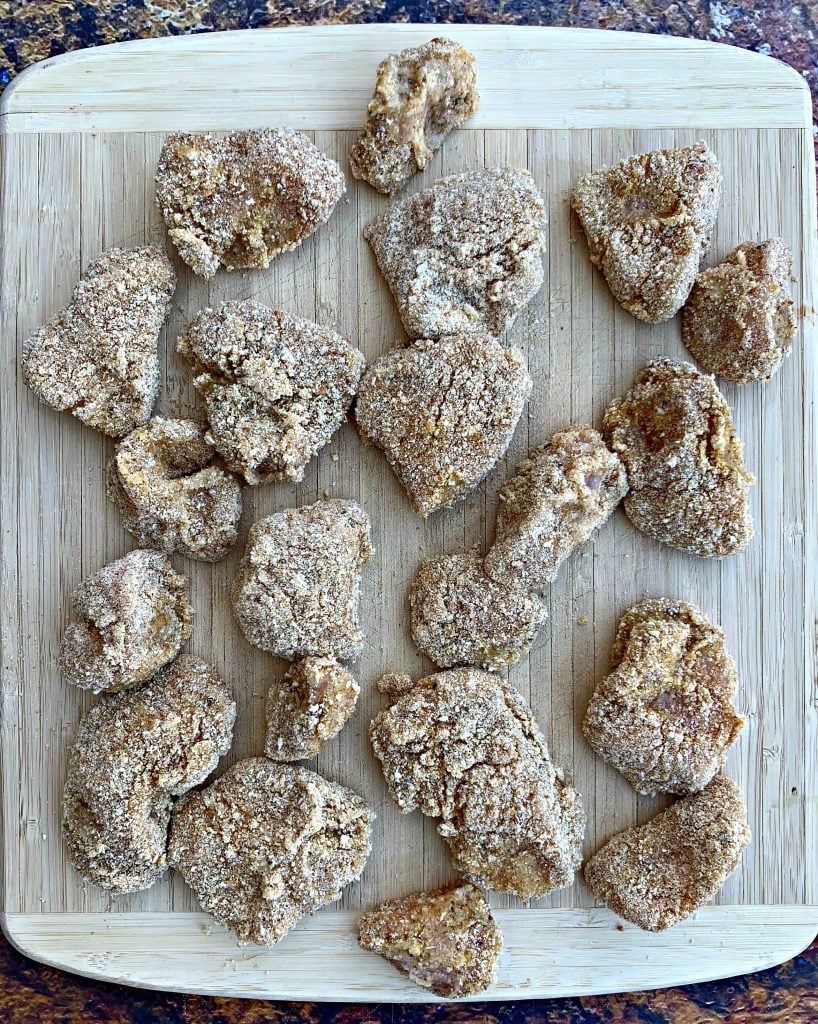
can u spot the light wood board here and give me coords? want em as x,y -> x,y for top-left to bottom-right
1,25 -> 816,1002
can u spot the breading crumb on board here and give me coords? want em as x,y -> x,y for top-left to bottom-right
265,657 -> 360,761
349,38 -> 479,195
107,417 -> 243,562
231,500 -> 371,662
155,129 -> 345,278
63,656 -> 235,894
59,549 -> 192,694
571,142 -> 722,322
177,302 -> 364,485
583,600 -> 744,795
410,549 -> 546,669
485,426 -> 627,589
365,167 -> 546,338
169,758 -> 373,945
370,669 -> 585,897
358,881 -> 501,998
355,333 -> 531,516
583,775 -> 750,930
682,238 -> 796,382
376,673 -> 415,697
22,246 -> 175,437
602,358 -> 754,557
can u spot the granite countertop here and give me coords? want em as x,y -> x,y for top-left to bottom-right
1,2 -> 816,1021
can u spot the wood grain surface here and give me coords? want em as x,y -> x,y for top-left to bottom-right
1,26 -> 815,1001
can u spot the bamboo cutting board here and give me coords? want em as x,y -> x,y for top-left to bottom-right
1,25 -> 816,1002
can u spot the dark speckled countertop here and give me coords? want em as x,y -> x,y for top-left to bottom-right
1,2 -> 816,1021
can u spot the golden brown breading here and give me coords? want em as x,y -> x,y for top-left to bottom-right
583,600 -> 744,795
602,358 -> 754,557
571,143 -> 721,322
22,246 -> 174,436
583,776 -> 750,930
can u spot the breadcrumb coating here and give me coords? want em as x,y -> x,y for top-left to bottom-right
682,238 -> 796,383
583,600 -> 744,795
355,334 -> 531,516
349,37 -> 478,195
107,417 -> 243,562
571,142 -> 721,323
602,358 -> 754,557
177,301 -> 364,485
231,500 -> 371,662
22,246 -> 175,437
358,882 -> 501,998
265,657 -> 360,761
410,549 -> 547,669
169,758 -> 374,945
365,167 -> 546,338
155,129 -> 345,278
63,656 -> 235,894
59,549 -> 192,694
583,775 -> 750,930
370,669 -> 585,897
485,426 -> 627,589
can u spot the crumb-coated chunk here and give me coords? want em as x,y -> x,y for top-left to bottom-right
231,500 -> 371,662
376,672 -> 416,697
177,302 -> 364,485
107,417 -> 243,562
682,239 -> 796,383
355,334 -> 531,516
349,38 -> 479,195
169,758 -> 374,945
410,549 -> 546,669
63,656 -> 235,894
583,600 -> 744,796
584,776 -> 750,930
365,167 -> 546,338
59,549 -> 192,694
155,129 -> 345,279
370,669 -> 585,897
358,882 -> 501,998
603,359 -> 754,557
22,246 -> 175,437
265,657 -> 360,761
571,142 -> 721,322
485,426 -> 627,589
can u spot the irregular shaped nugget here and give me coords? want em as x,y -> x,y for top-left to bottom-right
108,417 -> 243,562
370,669 -> 585,897
63,656 -> 235,893
177,302 -> 365,485
349,37 -> 479,195
231,500 -> 371,661
583,775 -> 750,930
571,142 -> 722,322
59,549 -> 192,694
155,129 -> 345,278
410,549 -> 547,669
485,426 -> 627,589
358,882 -> 501,998
682,239 -> 796,382
265,657 -> 360,761
169,758 -> 374,945
22,246 -> 174,436
365,167 -> 546,338
583,600 -> 744,795
355,334 -> 531,516
602,359 -> 754,557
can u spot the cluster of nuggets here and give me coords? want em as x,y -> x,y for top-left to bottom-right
20,32 -> 797,999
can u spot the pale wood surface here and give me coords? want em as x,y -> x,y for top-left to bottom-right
0,26 -> 811,133
3,907 -> 816,1002
1,26 -> 816,1000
